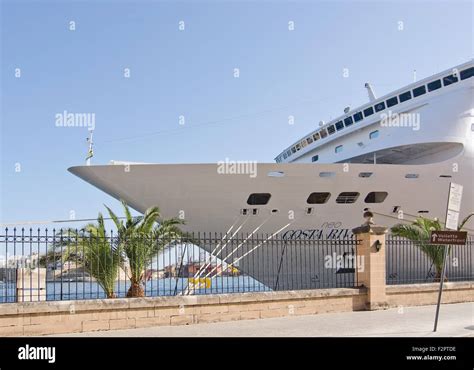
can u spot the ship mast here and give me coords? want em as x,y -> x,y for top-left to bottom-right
86,129 -> 94,166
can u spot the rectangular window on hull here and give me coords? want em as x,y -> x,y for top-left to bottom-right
283,152 -> 287,159
291,147 -> 296,153
311,155 -> 319,162
443,74 -> 459,86
461,67 -> 474,80
386,96 -> 398,107
353,112 -> 363,122
307,192 -> 331,204
335,121 -> 344,131
428,79 -> 442,91
327,125 -> 336,135
399,91 -> 412,102
336,192 -> 360,204
313,132 -> 320,141
320,129 -> 328,139
247,193 -> 271,205
344,116 -> 354,126
307,136 -> 313,144
413,85 -> 426,97
286,150 -> 292,157
364,191 -> 388,203
363,107 -> 374,117
335,145 -> 343,153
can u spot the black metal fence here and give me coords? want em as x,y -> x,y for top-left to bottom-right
0,228 -> 359,303
1,229 -> 472,303
386,236 -> 473,285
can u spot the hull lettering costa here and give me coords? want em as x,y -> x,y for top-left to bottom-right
282,229 -> 353,241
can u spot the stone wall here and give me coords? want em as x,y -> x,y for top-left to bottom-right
0,282 -> 472,336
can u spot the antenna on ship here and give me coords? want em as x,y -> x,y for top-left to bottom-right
364,83 -> 377,102
86,129 -> 94,166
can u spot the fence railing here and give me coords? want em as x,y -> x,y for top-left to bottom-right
0,229 -> 359,303
1,229 -> 472,303
386,235 -> 473,285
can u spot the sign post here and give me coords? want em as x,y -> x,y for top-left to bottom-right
432,246 -> 449,332
432,182 -> 464,332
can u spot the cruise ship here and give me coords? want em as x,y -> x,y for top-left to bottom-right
69,61 -> 474,289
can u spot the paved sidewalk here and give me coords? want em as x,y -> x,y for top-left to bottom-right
52,302 -> 474,337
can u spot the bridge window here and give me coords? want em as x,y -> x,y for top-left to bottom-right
286,150 -> 292,157
282,152 -> 287,159
443,74 -> 458,86
313,132 -> 321,141
307,192 -> 331,204
413,85 -> 426,97
344,116 -> 354,127
374,102 -> 385,112
386,96 -> 398,108
428,79 -> 442,91
296,143 -> 301,151
369,130 -> 379,139
399,91 -> 412,102
301,140 -> 307,148
365,191 -> 388,203
291,147 -> 296,153
247,193 -> 271,205
353,112 -> 363,122
335,145 -> 343,153
363,107 -> 374,117
336,192 -> 360,204
461,67 -> 474,80
335,120 -> 344,131
307,136 -> 313,144
320,129 -> 328,139
327,125 -> 336,135
311,155 -> 319,162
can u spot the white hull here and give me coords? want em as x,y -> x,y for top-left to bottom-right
69,158 -> 474,236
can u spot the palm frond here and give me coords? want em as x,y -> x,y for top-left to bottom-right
458,213 -> 474,231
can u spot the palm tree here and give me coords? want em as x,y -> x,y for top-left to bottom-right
391,213 -> 473,282
458,213 -> 474,231
106,200 -> 184,297
61,213 -> 121,298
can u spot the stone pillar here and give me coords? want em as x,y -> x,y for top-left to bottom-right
352,213 -> 388,310
16,268 -> 47,302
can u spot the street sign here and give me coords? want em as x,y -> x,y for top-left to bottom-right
430,230 -> 468,245
445,183 -> 463,230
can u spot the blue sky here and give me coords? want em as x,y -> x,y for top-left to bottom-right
1,0 -> 472,228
